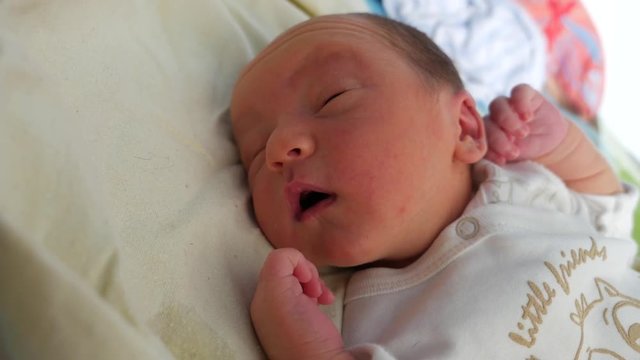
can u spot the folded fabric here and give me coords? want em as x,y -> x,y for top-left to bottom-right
517,0 -> 604,121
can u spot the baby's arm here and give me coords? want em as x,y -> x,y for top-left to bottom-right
484,84 -> 622,195
251,248 -> 353,360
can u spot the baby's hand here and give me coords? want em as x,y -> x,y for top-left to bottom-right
251,248 -> 349,360
484,84 -> 569,165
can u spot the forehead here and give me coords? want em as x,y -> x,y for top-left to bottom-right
237,15 -> 393,82
231,16 -> 402,108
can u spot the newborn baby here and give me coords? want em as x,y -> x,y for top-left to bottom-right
231,13 -> 638,359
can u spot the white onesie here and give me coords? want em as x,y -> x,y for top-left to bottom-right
343,160 -> 639,359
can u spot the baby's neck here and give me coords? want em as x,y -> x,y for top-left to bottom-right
370,166 -> 475,270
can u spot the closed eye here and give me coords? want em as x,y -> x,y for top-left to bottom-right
322,90 -> 347,107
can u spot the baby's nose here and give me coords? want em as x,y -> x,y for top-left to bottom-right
265,128 -> 315,171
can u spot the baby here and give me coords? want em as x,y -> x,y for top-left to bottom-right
230,13 -> 639,359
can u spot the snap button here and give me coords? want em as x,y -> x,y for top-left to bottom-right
456,217 -> 480,240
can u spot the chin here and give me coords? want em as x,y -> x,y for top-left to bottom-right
319,244 -> 379,268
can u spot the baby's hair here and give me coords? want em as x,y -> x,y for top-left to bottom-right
351,13 -> 464,92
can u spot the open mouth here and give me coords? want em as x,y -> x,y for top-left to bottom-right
299,191 -> 332,213
287,184 -> 336,221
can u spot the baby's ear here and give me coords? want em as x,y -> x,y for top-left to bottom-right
453,91 -> 487,164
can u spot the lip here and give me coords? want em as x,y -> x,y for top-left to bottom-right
285,181 -> 337,222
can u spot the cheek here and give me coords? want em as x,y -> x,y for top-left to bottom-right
251,177 -> 290,248
335,148 -> 426,216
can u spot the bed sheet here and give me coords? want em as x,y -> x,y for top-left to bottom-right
0,0 -> 366,358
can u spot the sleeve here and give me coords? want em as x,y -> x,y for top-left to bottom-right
576,183 -> 638,238
468,160 -> 639,238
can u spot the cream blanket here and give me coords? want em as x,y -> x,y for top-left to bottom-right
0,0 -> 365,358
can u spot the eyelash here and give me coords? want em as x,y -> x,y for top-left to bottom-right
322,90 -> 346,107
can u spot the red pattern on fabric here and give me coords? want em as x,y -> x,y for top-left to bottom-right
517,0 -> 604,121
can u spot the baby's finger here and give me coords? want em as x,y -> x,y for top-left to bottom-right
297,258 -> 323,298
485,149 -> 506,165
292,257 -> 315,281
488,97 -> 529,137
260,248 -> 307,280
509,84 -> 543,121
317,282 -> 335,305
301,278 -> 323,299
485,120 -> 518,158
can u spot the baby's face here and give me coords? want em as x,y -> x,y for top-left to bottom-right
231,16 -> 477,267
